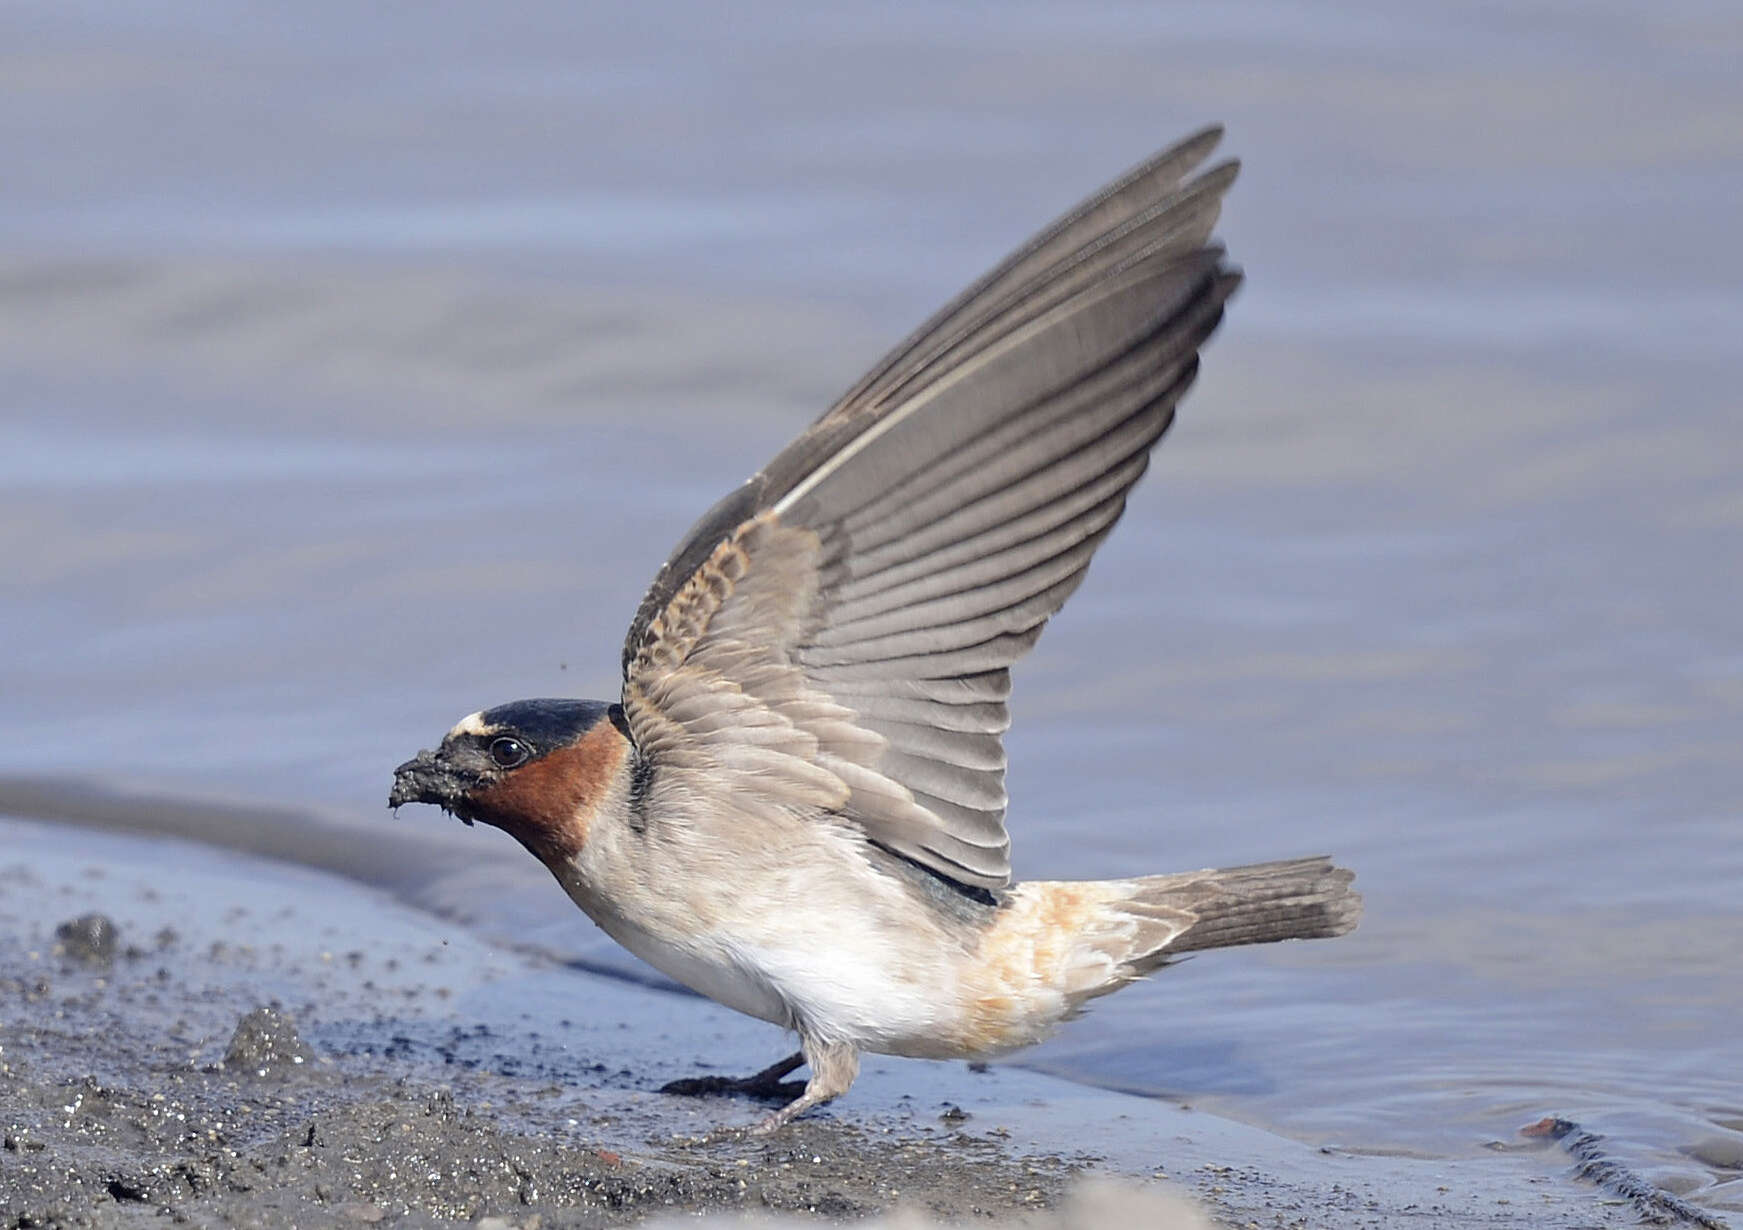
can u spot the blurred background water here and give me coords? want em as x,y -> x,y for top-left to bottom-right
3,0 -> 1740,1214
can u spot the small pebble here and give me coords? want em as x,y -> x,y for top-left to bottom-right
223,1006 -> 313,1077
54,914 -> 119,965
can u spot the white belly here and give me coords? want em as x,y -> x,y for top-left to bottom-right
590,906 -> 795,1027
556,869 -> 964,1056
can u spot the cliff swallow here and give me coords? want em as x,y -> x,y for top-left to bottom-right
390,127 -> 1360,1131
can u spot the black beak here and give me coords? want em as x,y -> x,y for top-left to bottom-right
388,748 -> 475,824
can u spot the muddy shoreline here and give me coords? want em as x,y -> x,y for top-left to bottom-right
1,813 -> 1087,1228
4,1033 -> 1077,1227
0,808 -> 1663,1228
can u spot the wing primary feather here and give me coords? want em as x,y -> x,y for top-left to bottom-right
833,693 -> 1011,733
829,461 -> 1143,613
835,337 -> 1195,548
825,488 -> 1129,629
796,568 -> 1090,668
838,358 -> 1194,569
858,722 -> 1007,772
838,399 -> 1175,584
825,127 -> 1228,419
801,626 -> 1047,684
810,517 -> 1119,649
860,163 -> 1237,419
834,260 -> 1235,542
821,671 -> 1013,705
775,252 -> 1229,526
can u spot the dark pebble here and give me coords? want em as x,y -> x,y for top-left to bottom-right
55,913 -> 119,964
224,1005 -> 313,1076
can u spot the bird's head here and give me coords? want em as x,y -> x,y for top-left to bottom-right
389,698 -> 631,867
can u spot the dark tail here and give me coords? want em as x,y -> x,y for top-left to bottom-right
1145,855 -> 1360,958
1064,856 -> 1360,1006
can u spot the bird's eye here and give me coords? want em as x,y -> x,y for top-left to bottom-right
489,736 -> 530,768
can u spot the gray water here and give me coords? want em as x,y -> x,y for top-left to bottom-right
4,0 -> 1740,1216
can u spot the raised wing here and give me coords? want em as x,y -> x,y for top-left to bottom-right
621,128 -> 1242,890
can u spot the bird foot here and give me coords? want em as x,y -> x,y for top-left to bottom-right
660,1073 -> 805,1101
660,1051 -> 805,1103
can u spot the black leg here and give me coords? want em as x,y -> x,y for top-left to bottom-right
660,1051 -> 805,1101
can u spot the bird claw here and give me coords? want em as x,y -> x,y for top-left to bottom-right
748,1111 -> 788,1135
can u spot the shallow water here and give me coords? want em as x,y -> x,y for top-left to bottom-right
3,0 -> 1740,1217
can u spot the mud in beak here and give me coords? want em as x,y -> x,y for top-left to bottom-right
388,749 -> 476,824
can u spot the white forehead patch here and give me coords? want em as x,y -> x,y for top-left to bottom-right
447,711 -> 496,740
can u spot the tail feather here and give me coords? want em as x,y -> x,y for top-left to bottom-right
1119,855 -> 1360,972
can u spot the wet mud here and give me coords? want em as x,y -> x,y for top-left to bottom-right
3,1036 -> 1075,1228
0,839 -> 1079,1228
0,811 -> 1690,1228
